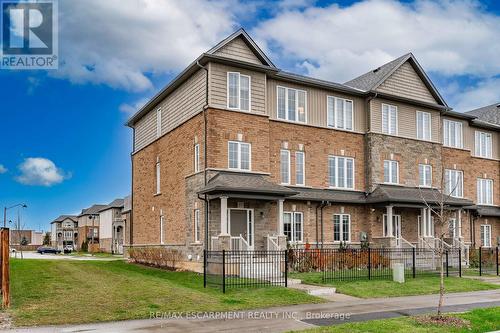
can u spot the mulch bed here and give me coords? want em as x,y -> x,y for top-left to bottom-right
415,314 -> 471,328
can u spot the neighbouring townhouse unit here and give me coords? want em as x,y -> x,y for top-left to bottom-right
77,204 -> 106,252
126,29 -> 500,269
51,215 -> 78,250
98,198 -> 126,254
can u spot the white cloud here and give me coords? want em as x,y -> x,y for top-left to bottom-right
52,0 -> 241,92
119,97 -> 149,114
0,165 -> 7,174
253,0 -> 500,83
16,158 -> 70,186
450,77 -> 500,112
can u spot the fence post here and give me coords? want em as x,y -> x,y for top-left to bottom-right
459,248 -> 462,277
368,247 -> 371,280
203,249 -> 207,288
284,250 -> 288,287
445,250 -> 449,277
479,247 -> 482,276
412,247 -> 416,278
222,249 -> 226,293
496,247 -> 499,276
1,228 -> 9,308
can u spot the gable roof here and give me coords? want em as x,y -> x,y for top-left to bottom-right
465,102 -> 500,126
79,204 -> 107,217
98,198 -> 125,213
206,28 -> 276,68
345,53 -> 448,107
51,215 -> 78,224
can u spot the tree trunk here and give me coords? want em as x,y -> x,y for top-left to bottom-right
437,248 -> 445,316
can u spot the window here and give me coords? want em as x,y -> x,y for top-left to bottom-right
480,224 -> 491,247
93,228 -> 98,237
156,108 -> 162,138
416,111 -> 431,141
194,209 -> 200,243
444,169 -> 463,198
160,215 -> 165,244
477,178 -> 493,205
443,119 -> 463,148
328,156 -> 354,189
194,144 -> 200,173
382,104 -> 398,135
475,131 -> 492,158
418,164 -> 432,187
384,160 -> 399,184
295,151 -> 305,186
283,212 -> 303,242
277,86 -> 307,123
155,157 -> 161,194
280,149 -> 290,184
333,214 -> 350,242
417,215 -> 434,237
227,72 -> 250,111
449,218 -> 457,238
327,96 -> 353,130
228,141 -> 251,171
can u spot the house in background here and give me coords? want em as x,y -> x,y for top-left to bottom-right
121,195 -> 132,253
10,229 -> 44,250
98,198 -> 125,253
77,205 -> 106,252
50,215 -> 78,250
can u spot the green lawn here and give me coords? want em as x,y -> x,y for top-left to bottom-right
8,259 -> 321,326
294,307 -> 500,333
290,272 -> 500,298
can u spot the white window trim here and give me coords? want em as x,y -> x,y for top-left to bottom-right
283,211 -> 304,243
333,214 -> 351,242
156,108 -> 162,138
295,151 -> 305,186
480,224 -> 491,248
381,103 -> 398,135
227,72 -> 251,111
416,111 -> 431,141
445,169 -> 463,198
477,178 -> 494,205
327,95 -> 354,131
443,119 -> 463,148
280,149 -> 291,185
194,144 -> 200,173
160,215 -> 165,244
475,131 -> 492,158
227,141 -> 252,171
384,160 -> 399,185
328,155 -> 355,190
418,164 -> 432,188
276,85 -> 307,123
155,157 -> 161,195
194,209 -> 200,243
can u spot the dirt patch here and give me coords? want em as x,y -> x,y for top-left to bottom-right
0,311 -> 12,329
415,314 -> 471,328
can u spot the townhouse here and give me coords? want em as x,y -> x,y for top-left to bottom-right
126,29 -> 499,268
51,215 -> 78,250
98,198 -> 126,254
77,204 -> 106,252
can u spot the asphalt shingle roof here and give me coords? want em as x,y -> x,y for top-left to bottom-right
366,185 -> 473,206
288,188 -> 366,203
475,205 -> 500,217
51,215 -> 78,224
79,204 -> 107,216
98,198 -> 125,212
465,102 -> 500,126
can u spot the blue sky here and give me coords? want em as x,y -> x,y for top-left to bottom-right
1,0 -> 499,232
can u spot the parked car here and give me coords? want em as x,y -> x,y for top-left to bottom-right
37,246 -> 61,254
10,248 -> 16,253
63,245 -> 73,253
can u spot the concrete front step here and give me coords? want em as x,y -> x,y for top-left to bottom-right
287,280 -> 336,297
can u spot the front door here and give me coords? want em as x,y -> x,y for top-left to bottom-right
228,209 -> 254,249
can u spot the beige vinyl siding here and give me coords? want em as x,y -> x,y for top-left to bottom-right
208,62 -> 266,114
370,98 -> 440,142
134,69 -> 206,152
376,62 -> 437,105
441,116 -> 471,151
465,125 -> 500,160
213,36 -> 262,65
266,79 -> 366,132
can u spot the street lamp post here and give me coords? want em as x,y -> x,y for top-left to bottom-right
88,215 -> 96,254
3,204 -> 27,228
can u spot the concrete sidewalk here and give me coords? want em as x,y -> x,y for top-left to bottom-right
4,290 -> 500,333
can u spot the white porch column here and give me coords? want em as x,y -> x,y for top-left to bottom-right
458,210 -> 462,238
386,205 -> 393,237
421,208 -> 427,237
220,196 -> 229,235
427,208 -> 432,236
278,199 -> 284,236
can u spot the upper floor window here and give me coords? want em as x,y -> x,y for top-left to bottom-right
416,111 -> 431,141
280,149 -> 290,184
277,86 -> 306,123
283,212 -> 303,243
328,156 -> 354,189
194,144 -> 200,173
295,151 -> 305,186
480,224 -> 491,247
156,108 -> 162,138
155,157 -> 161,194
227,72 -> 250,111
327,96 -> 353,130
444,169 -> 463,198
382,104 -> 398,135
418,164 -> 432,187
333,214 -> 351,242
383,160 -> 399,184
443,119 -> 463,148
475,131 -> 492,158
228,141 -> 251,171
477,178 -> 493,205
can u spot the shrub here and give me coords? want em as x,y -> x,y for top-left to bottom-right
128,247 -> 182,270
81,241 -> 88,252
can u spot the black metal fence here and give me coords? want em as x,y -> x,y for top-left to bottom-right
204,250 -> 287,293
468,247 -> 499,276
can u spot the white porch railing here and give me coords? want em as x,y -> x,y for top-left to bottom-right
434,238 -> 452,251
452,238 -> 470,266
399,237 -> 415,248
267,235 -> 279,251
231,235 -> 250,251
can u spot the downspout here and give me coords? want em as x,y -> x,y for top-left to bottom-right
319,201 -> 330,249
470,212 -> 475,248
196,60 -> 210,251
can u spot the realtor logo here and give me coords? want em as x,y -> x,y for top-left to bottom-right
1,0 -> 58,69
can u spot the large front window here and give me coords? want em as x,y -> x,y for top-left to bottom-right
328,156 -> 354,189
277,86 -> 306,123
443,119 -> 463,148
384,160 -> 399,184
418,164 -> 432,187
228,141 -> 251,171
477,178 -> 493,205
444,169 -> 463,198
382,104 -> 398,135
416,111 -> 431,141
295,151 -> 305,186
327,96 -> 353,130
333,214 -> 350,242
475,131 -> 492,158
480,224 -> 491,247
227,72 -> 250,111
283,212 -> 303,243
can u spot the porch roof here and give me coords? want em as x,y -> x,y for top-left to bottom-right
198,171 -> 298,197
366,185 -> 474,207
473,205 -> 500,217
288,187 -> 367,203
